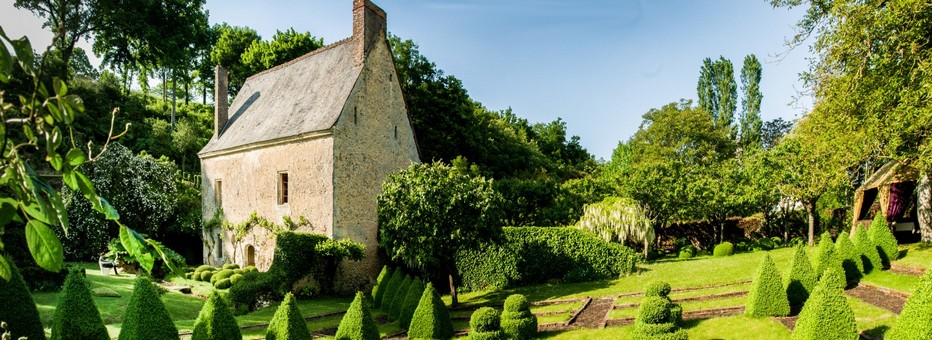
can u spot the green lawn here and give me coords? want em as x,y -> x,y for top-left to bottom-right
541,315 -> 790,339
893,242 -> 932,270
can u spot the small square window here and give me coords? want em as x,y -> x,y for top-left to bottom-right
278,172 -> 289,205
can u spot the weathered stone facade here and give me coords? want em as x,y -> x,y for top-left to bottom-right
198,0 -> 419,292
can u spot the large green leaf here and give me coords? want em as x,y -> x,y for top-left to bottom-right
26,220 -> 63,272
0,256 -> 10,281
147,239 -> 179,275
0,198 -> 19,228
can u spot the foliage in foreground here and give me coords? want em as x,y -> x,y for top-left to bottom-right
266,293 -> 311,340
51,269 -> 108,340
468,307 -> 504,340
335,291 -> 380,340
119,276 -> 179,340
0,257 -> 46,340
500,294 -> 537,340
632,281 -> 686,340
869,213 -> 899,266
745,254 -> 790,317
888,270 -> 932,339
408,283 -> 454,340
784,245 -> 817,307
791,267 -> 857,340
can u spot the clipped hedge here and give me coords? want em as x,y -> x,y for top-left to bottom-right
389,275 -> 413,321
457,227 -> 641,291
500,294 -> 537,340
400,279 -> 426,330
791,267 -> 857,340
266,293 -> 311,340
119,276 -> 179,340
228,271 -> 280,315
215,278 -> 233,290
468,307 -> 504,340
192,291 -> 242,340
835,235 -> 863,285
784,245 -> 817,307
223,263 -> 240,270
632,281 -> 685,340
335,291 -> 380,340
853,227 -> 882,273
408,283 -> 454,340
379,270 -> 405,313
745,254 -> 790,317
213,269 -> 236,283
814,232 -> 835,279
266,231 -> 364,295
645,281 -> 672,298
713,242 -> 734,257
51,269 -> 109,340
869,213 -> 899,266
371,266 -> 393,308
888,270 -> 932,339
0,257 -> 48,340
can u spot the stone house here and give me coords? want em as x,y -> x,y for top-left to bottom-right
198,0 -> 419,290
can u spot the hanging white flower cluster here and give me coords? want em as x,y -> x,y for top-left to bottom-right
576,197 -> 655,247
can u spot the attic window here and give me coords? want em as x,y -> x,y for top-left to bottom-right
278,172 -> 289,205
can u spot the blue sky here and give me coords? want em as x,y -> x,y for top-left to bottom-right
2,0 -> 813,160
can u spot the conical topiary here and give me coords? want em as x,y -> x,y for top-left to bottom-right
468,307 -> 504,340
370,266 -> 393,308
745,253 -> 790,317
0,257 -> 47,340
389,275 -> 412,320
192,290 -> 242,340
119,276 -> 180,340
835,234 -> 863,285
399,279 -> 426,330
853,226 -> 882,273
335,292 -> 379,340
869,213 -> 899,266
378,270 -> 404,312
784,245 -> 817,308
791,267 -> 857,340
814,232 -> 836,279
499,294 -> 537,340
888,270 -> 932,339
51,269 -> 109,340
408,283 -> 454,340
265,293 -> 310,340
631,281 -> 686,340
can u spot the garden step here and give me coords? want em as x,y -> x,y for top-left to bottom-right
569,297 -> 609,328
889,263 -> 926,277
613,280 -> 752,299
614,291 -> 749,309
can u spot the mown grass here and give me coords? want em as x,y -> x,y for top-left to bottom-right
848,295 -> 897,338
541,315 -> 789,339
893,242 -> 932,270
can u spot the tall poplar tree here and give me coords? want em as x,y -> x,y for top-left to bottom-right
740,54 -> 764,150
697,56 -> 737,139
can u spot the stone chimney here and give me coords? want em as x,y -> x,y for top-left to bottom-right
353,0 -> 386,66
214,65 -> 229,137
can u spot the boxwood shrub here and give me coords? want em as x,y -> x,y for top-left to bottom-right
335,291 -> 380,340
51,269 -> 109,340
745,254 -> 790,317
869,213 -> 899,266
713,242 -> 734,257
119,276 -> 179,340
500,294 -> 537,340
379,270 -> 405,313
468,307 -> 504,340
228,271 -> 280,315
814,232 -> 835,279
835,234 -> 863,286
0,256 -> 48,340
456,227 -> 641,291
389,275 -> 413,321
888,270 -> 932,339
400,279 -> 426,330
266,293 -> 311,340
215,278 -> 233,290
853,226 -> 882,273
408,283 -> 454,340
266,231 -> 364,295
223,263 -> 240,270
784,245 -> 817,307
192,291 -> 242,340
791,267 -> 856,340
370,266 -> 393,308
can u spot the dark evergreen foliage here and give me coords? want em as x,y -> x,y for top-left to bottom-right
499,294 -> 537,340
118,276 -> 179,340
370,266 -> 393,308
400,279 -> 426,330
192,291 -> 242,340
389,275 -> 412,320
266,293 -> 311,340
408,283 -> 454,340
468,307 -> 503,340
379,270 -> 404,314
784,245 -> 817,307
0,257 -> 47,340
745,254 -> 790,317
51,269 -> 109,340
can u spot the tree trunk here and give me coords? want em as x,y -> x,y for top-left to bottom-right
171,70 -> 177,129
184,80 -> 189,105
448,271 -> 458,306
643,238 -> 649,258
804,199 -> 819,246
919,174 -> 932,242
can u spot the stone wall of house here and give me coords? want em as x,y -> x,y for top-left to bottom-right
331,35 -> 420,292
200,136 -> 335,269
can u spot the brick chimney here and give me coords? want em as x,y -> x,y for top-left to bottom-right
214,65 -> 229,137
353,0 -> 386,66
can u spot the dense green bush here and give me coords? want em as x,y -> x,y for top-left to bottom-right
213,269 -> 236,282
51,269 -> 109,340
200,271 -> 215,282
266,293 -> 311,340
192,291 -> 242,340
223,263 -> 240,270
745,254 -> 790,317
379,270 -> 405,312
389,275 -> 413,320
228,271 -> 281,315
267,231 -> 364,295
400,279 -> 426,330
784,245 -> 817,307
119,276 -> 179,340
335,291 -> 380,340
713,242 -> 734,257
853,227 -> 882,273
631,281 -> 686,340
408,283 -> 454,340
500,294 -> 537,340
215,278 -> 233,290
457,227 -> 641,290
195,265 -> 215,273
791,267 -> 856,340
814,232 -> 835,279
0,257 -> 47,340
371,266 -> 393,308
468,307 -> 504,340
834,234 -> 863,285
230,274 -> 244,285
677,247 -> 695,259
645,281 -> 672,298
888,270 -> 932,339
869,213 -> 899,266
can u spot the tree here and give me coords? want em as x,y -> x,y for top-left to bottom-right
791,267 -> 857,340
377,162 -> 503,305
761,118 -> 794,150
575,196 -> 654,257
745,254 -> 790,317
210,24 -> 262,95
739,54 -> 763,150
697,56 -> 737,138
335,292 -> 379,340
119,277 -> 179,340
240,28 -> 323,76
13,0 -> 94,69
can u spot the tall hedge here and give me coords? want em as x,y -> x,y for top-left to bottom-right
379,270 -> 404,312
408,283 -> 454,340
468,307 -> 504,340
457,227 -> 641,291
745,254 -> 790,317
119,276 -> 180,340
500,294 -> 537,340
389,275 -> 413,320
784,245 -> 817,307
400,279 -> 426,330
0,257 -> 48,340
791,267 -> 857,340
834,235 -> 863,285
888,270 -> 932,339
370,266 -> 393,308
51,269 -> 109,340
853,226 -> 882,273
335,291 -> 380,340
265,293 -> 311,340
869,213 -> 899,266
814,232 -> 836,279
266,231 -> 364,295
192,291 -> 242,340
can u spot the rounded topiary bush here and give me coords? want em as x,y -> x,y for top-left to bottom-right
785,245 -> 817,307
389,275 -> 413,320
266,293 -> 311,340
853,226 -> 882,273
631,281 -> 686,340
370,266 -> 393,308
791,267 -> 857,340
500,294 -> 536,340
835,235 -> 863,285
869,213 -> 899,266
408,283 -> 454,340
815,232 -> 835,279
200,271 -> 215,282
195,265 -> 215,273
230,274 -> 244,285
233,269 -> 244,275
400,279 -> 426,330
223,263 -> 240,270
677,246 -> 695,259
745,253 -> 790,317
888,270 -> 932,339
713,242 -> 734,257
379,270 -> 404,312
192,291 -> 242,340
51,269 -> 109,340
213,269 -> 235,283
244,266 -> 258,273
645,281 -> 672,298
215,278 -> 233,290
468,307 -> 503,340
119,276 -> 179,340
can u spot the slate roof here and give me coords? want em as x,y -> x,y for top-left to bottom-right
200,38 -> 361,154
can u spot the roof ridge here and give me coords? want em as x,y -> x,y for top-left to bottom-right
245,37 -> 355,81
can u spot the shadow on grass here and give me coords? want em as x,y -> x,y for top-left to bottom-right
863,325 -> 891,338
453,278 -> 617,310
